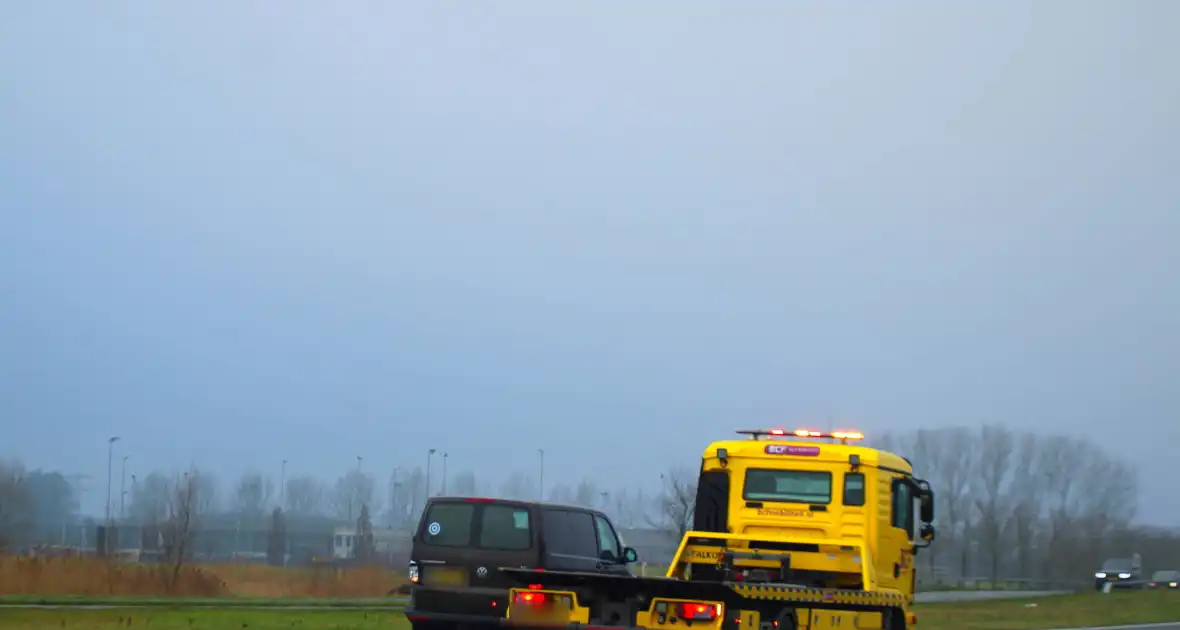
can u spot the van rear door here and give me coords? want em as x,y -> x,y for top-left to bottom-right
415,498 -> 537,591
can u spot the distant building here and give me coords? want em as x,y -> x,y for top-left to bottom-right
331,526 -> 411,563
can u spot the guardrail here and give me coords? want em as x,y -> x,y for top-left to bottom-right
917,577 -> 1088,592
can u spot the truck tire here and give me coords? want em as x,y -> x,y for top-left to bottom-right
773,608 -> 798,630
883,607 -> 907,630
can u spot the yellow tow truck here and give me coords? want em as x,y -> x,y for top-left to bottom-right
499,427 -> 936,630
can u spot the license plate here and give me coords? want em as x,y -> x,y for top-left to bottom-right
511,595 -> 572,624
424,566 -> 467,587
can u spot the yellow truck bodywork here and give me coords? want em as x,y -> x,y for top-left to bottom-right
504,429 -> 934,629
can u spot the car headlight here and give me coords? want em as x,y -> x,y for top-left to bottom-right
1170,582 -> 1178,588
1118,573 -> 1131,579
1095,572 -> 1106,578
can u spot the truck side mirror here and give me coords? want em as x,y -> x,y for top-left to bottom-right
919,523 -> 936,543
623,547 -> 639,564
919,487 -> 935,523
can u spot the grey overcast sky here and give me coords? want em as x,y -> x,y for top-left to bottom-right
1,2 -> 1178,523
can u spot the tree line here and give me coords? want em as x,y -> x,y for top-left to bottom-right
0,458 -> 689,549
873,425 -> 1175,586
3,424 -> 1174,586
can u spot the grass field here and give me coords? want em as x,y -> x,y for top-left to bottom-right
1,592 -> 1177,630
916,590 -> 1180,629
0,556 -> 406,598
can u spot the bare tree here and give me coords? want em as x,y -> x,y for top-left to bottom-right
389,467 -> 424,527
0,460 -> 31,551
546,483 -> 576,504
266,507 -> 287,566
646,467 -> 697,541
1039,435 -> 1088,579
161,471 -> 198,593
355,503 -> 375,563
498,472 -> 536,500
234,471 -> 274,514
1009,432 -> 1043,580
192,472 -> 220,514
284,476 -> 324,515
331,469 -> 377,520
574,478 -> 599,508
450,471 -> 477,496
130,471 -> 173,525
972,424 -> 1016,584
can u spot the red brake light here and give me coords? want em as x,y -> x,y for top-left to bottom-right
515,591 -> 546,606
465,497 -> 495,503
769,428 -> 786,435
676,602 -> 721,621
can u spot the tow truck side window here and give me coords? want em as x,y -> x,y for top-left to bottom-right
843,473 -> 865,506
890,479 -> 914,539
743,469 -> 832,504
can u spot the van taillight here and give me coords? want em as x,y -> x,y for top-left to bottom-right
465,497 -> 495,503
677,602 -> 722,621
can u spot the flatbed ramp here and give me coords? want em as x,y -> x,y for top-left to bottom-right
501,568 -> 911,629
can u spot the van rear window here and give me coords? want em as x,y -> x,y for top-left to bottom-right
421,501 -> 532,551
422,502 -> 475,547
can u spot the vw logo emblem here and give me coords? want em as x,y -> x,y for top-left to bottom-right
476,566 -> 488,578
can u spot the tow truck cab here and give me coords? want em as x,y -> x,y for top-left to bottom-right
682,428 -> 936,596
502,428 -> 937,630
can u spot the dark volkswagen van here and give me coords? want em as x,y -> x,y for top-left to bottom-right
404,496 -> 638,629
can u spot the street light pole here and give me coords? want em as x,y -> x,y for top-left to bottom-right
537,448 -> 545,500
390,466 -> 401,528
280,459 -> 288,511
119,455 -> 130,520
130,474 -> 138,524
426,449 -> 436,499
105,436 -> 120,524
350,456 -> 363,522
441,452 -> 449,496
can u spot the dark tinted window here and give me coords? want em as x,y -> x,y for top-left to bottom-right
593,515 -> 621,561
479,504 -> 532,550
1151,570 -> 1179,581
542,509 -> 598,558
744,469 -> 832,504
421,501 -> 474,547
891,479 -> 914,538
843,473 -> 865,506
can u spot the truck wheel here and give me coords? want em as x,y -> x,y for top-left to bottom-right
773,609 -> 797,630
883,607 -> 907,630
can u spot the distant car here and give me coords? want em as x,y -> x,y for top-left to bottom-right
1148,570 -> 1179,589
403,496 -> 639,630
1095,554 -> 1144,590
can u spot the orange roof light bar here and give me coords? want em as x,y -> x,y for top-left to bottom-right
736,428 -> 865,442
